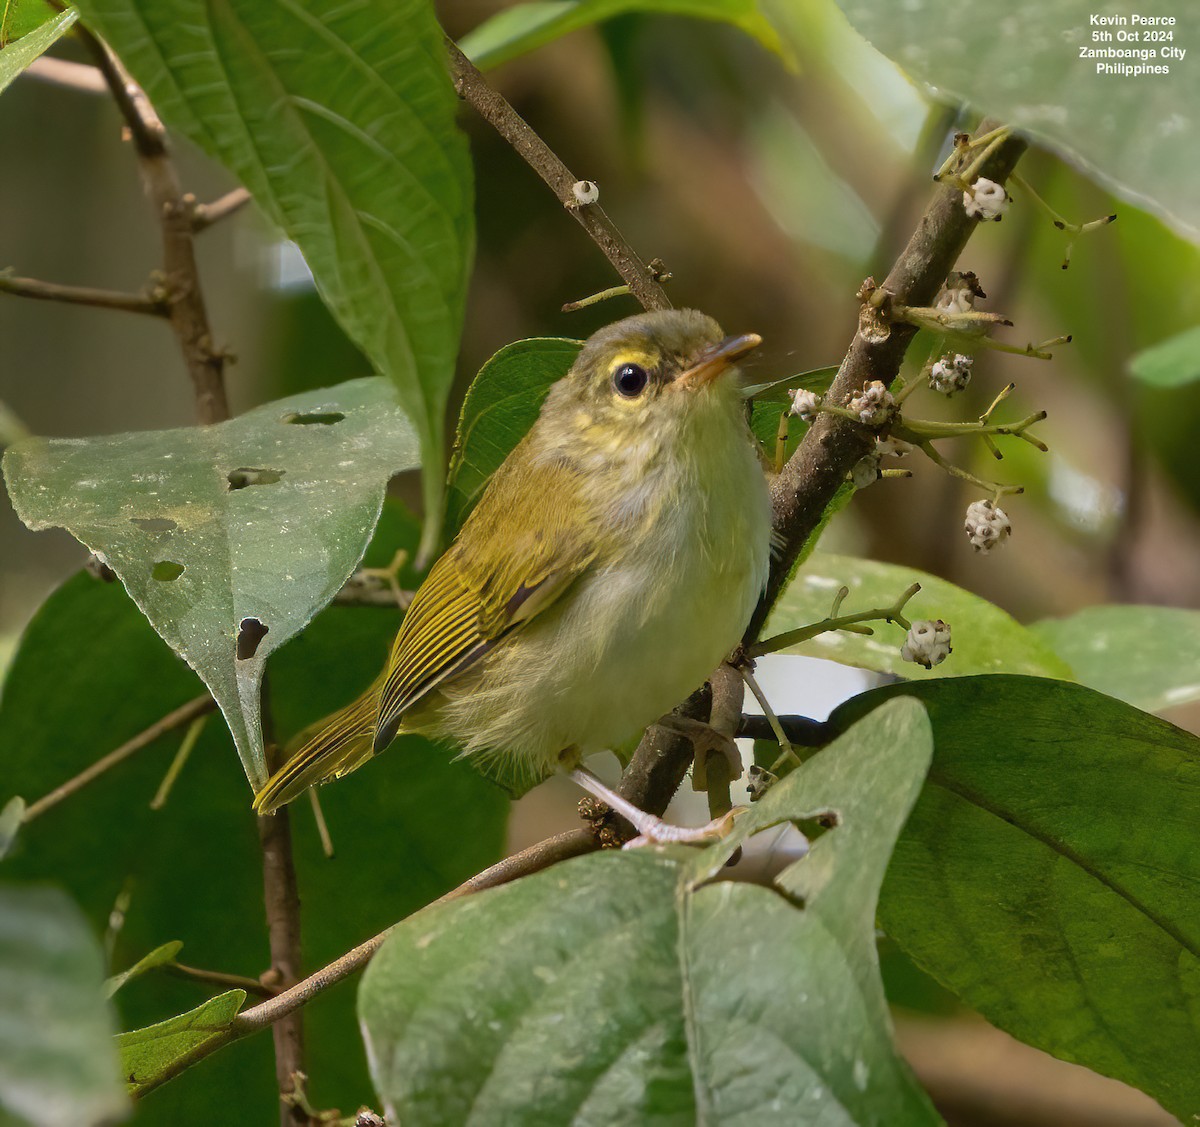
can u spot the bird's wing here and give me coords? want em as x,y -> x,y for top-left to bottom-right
375,447 -> 598,742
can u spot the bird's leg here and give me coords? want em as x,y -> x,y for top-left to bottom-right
569,766 -> 740,848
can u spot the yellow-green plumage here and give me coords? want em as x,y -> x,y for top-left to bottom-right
253,309 -> 771,814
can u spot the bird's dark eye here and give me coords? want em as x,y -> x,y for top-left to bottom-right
613,363 -> 649,398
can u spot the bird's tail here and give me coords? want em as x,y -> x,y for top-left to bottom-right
252,676 -> 385,815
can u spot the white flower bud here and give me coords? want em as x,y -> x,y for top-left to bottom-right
851,452 -> 881,489
965,498 -> 1012,552
929,353 -> 973,395
963,177 -> 1009,220
901,619 -> 952,669
787,388 -> 822,422
848,380 -> 894,426
876,435 -> 914,457
571,179 -> 599,205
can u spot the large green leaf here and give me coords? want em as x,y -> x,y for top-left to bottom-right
73,0 -> 474,557
361,698 -> 939,1125
0,514 -> 507,1122
0,7 -> 74,94
0,885 -> 129,1127
831,0 -> 1200,242
3,378 -> 417,788
832,677 -> 1200,1122
1032,604 -> 1200,712
444,337 -> 581,536
765,552 -> 1073,680
461,0 -> 792,70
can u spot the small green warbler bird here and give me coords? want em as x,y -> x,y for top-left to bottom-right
254,309 -> 772,839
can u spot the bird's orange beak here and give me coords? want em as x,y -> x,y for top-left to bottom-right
675,333 -> 762,390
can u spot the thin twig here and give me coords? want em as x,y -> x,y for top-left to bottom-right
74,24 -> 231,424
24,55 -> 108,93
23,695 -> 215,822
166,961 -> 278,999
0,271 -> 167,316
444,37 -> 671,312
149,711 -> 209,810
191,187 -> 253,232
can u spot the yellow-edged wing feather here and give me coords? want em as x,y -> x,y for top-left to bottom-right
253,438 -> 597,814
375,442 -> 598,745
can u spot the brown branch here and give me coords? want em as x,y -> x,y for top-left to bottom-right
0,271 -> 168,316
73,23 -> 302,1118
74,24 -> 231,424
191,187 -> 253,232
257,674 -> 309,1126
22,695 -> 215,822
444,37 -> 671,312
745,121 -> 1027,639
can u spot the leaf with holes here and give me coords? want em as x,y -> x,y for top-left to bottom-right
831,676 -> 1200,1122
72,0 -> 473,560
0,885 -> 129,1127
361,697 -> 938,1124
444,337 -> 582,535
2,378 -> 417,788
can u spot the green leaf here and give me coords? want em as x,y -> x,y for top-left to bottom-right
461,0 -> 793,71
0,885 -> 129,1127
1032,604 -> 1200,712
73,0 -> 474,559
106,941 -> 184,1000
0,7 -> 75,95
3,378 -> 417,788
831,0 -> 1200,241
117,990 -> 245,1096
361,698 -> 939,1124
764,552 -> 1073,680
1129,325 -> 1200,388
0,797 -> 22,861
832,676 -> 1200,1122
0,525 -> 507,1120
445,337 -> 582,536
746,364 -> 838,461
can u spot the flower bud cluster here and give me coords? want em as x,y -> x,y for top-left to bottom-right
963,177 -> 1009,221
848,380 -> 894,426
929,353 -> 973,395
965,499 -> 1012,552
787,388 -> 822,422
901,620 -> 952,669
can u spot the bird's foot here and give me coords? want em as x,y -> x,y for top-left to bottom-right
570,766 -> 743,850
